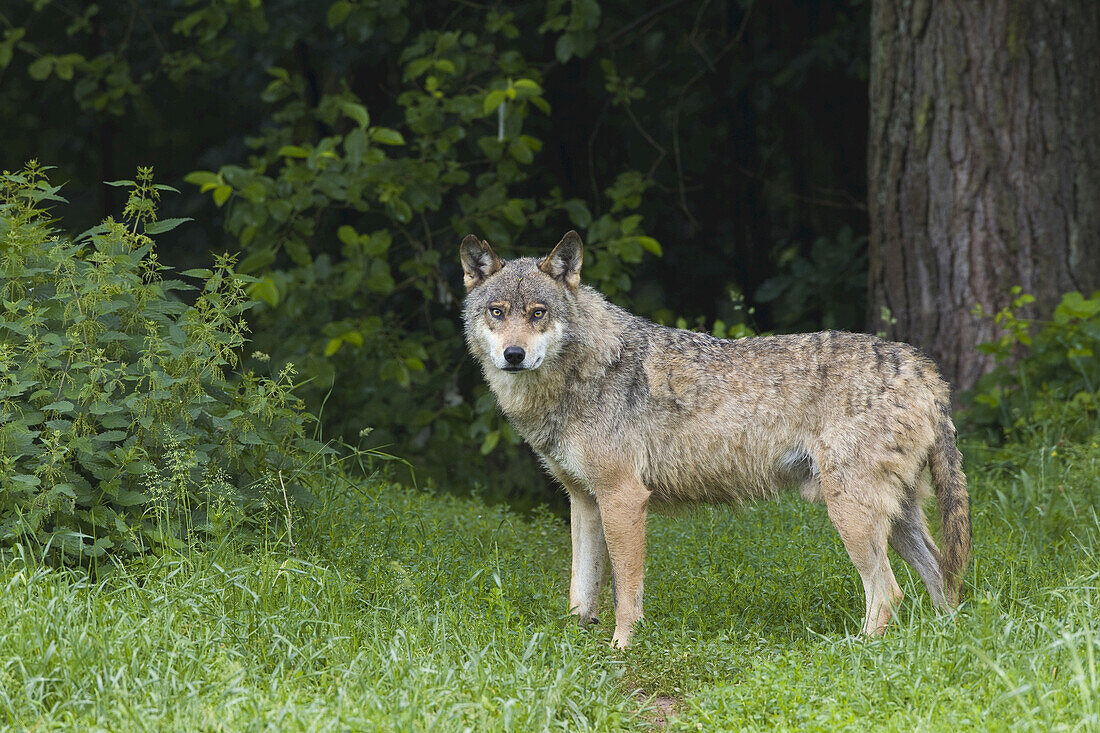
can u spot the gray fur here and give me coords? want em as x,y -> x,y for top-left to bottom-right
889,492 -> 947,609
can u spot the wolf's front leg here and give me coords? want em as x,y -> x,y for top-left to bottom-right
598,478 -> 651,648
567,487 -> 608,625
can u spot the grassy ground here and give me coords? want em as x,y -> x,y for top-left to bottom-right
2,441 -> 1098,731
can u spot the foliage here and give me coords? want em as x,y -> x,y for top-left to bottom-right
965,288 -> 1100,445
0,0 -> 873,502
754,225 -> 867,331
0,164 -> 325,562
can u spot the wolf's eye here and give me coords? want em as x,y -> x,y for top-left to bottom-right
531,309 -> 546,320
489,307 -> 504,319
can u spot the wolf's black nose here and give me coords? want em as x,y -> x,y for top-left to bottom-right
503,346 -> 525,365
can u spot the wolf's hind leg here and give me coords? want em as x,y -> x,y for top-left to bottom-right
822,474 -> 903,635
598,477 -> 650,648
888,490 -> 947,610
567,486 -> 609,625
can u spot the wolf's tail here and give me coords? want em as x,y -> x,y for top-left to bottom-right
928,412 -> 971,606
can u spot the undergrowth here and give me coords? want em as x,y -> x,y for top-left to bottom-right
0,163 -> 326,562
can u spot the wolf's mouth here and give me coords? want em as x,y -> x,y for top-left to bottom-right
502,365 -> 526,372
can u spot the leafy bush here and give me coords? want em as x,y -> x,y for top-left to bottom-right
0,164 -> 325,561
755,225 -> 867,331
965,288 -> 1100,444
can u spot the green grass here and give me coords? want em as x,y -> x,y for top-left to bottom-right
2,441 -> 1099,731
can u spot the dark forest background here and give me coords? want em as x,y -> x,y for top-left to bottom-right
3,0 -> 1098,508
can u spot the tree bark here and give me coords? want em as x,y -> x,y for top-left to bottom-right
868,0 -> 1100,393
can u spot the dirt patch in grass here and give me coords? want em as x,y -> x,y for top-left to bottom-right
636,692 -> 678,728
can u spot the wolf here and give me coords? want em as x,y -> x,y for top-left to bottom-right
460,230 -> 971,648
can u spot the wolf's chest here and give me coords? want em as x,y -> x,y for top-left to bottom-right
488,376 -> 565,440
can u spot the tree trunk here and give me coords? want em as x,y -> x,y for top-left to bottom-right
868,0 -> 1100,393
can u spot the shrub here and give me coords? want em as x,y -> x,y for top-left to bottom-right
965,288 -> 1100,444
0,163 -> 326,562
754,225 -> 868,332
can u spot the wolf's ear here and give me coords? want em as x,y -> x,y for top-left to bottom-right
539,230 -> 583,291
460,234 -> 503,291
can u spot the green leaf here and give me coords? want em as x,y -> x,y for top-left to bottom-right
370,128 -> 406,146
637,236 -> 662,256
340,100 -> 370,128
345,127 -> 368,163
184,171 -> 221,187
237,248 -> 276,274
562,200 -> 592,228
484,89 -> 507,115
513,78 -> 543,95
555,34 -> 575,63
28,55 -> 53,80
278,145 -> 311,158
101,413 -> 130,429
379,359 -> 409,386
324,337 -> 343,357
43,400 -> 74,412
365,230 -> 391,256
337,225 -> 360,248
112,489 -> 149,507
480,429 -> 500,455
249,277 -> 280,307
365,259 -> 395,294
144,218 -> 193,235
508,139 -> 533,164
327,0 -> 353,27
621,214 -> 643,235
285,237 -> 313,266
755,277 -> 788,303
12,474 -> 41,488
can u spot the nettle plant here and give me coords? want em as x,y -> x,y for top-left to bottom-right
967,287 -> 1100,444
185,10 -> 660,500
0,164 -> 325,562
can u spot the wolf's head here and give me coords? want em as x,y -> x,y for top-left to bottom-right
460,231 -> 583,373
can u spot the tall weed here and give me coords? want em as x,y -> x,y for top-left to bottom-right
0,163 -> 326,562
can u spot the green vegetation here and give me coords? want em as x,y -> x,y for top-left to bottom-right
967,287 -> 1100,445
1,425 -> 1097,729
0,165 -> 325,561
0,0 -> 870,500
